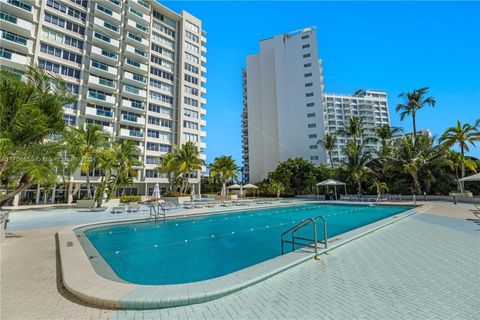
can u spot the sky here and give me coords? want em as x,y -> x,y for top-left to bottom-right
163,0 -> 480,163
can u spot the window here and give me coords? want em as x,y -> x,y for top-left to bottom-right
2,30 -> 27,46
129,7 -> 143,18
147,129 -> 172,141
65,83 -> 79,94
185,31 -> 198,42
0,11 -> 17,24
47,0 -> 86,21
146,156 -> 160,165
128,32 -> 144,43
91,59 -> 110,71
301,35 -> 309,39
307,113 -> 315,118
308,123 -> 316,128
183,120 -> 198,130
152,32 -> 174,49
136,23 -> 148,33
302,44 -> 310,49
149,79 -> 173,92
62,114 -> 76,126
8,0 -> 32,12
305,83 -> 313,87
152,22 -> 175,38
38,59 -> 80,78
306,103 -> 315,107
184,97 -> 198,107
101,49 -> 117,60
103,21 -> 118,32
126,57 -> 141,68
184,85 -> 198,96
151,54 -> 174,70
304,63 -> 311,67
184,74 -> 198,85
184,41 -> 199,54
309,145 -> 318,149
308,134 -> 317,139
149,103 -> 173,116
303,53 -> 311,58
39,42 -> 82,63
44,12 -> 85,35
94,31 -> 111,43
124,84 -> 141,95
151,43 -> 174,59
183,133 -> 198,142
304,73 -> 312,77
146,142 -> 172,153
134,47 -> 147,58
97,4 -> 113,15
306,92 -> 314,97
184,63 -> 199,74
185,52 -> 199,64
145,169 -> 159,178
310,156 -> 319,160
149,91 -> 173,104
184,109 -> 198,118
148,116 -> 172,128
150,67 -> 174,81
152,10 -> 176,28
185,20 -> 199,33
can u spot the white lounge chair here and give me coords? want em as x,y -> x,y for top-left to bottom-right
111,206 -> 125,214
127,202 -> 140,213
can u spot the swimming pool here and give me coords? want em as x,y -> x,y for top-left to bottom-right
82,203 -> 411,285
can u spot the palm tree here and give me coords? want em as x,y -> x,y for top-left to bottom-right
64,125 -> 109,199
317,133 -> 337,168
353,89 -> 365,96
445,150 -> 477,192
390,134 -> 442,194
157,152 -> 177,192
268,179 -> 285,198
339,117 -> 364,142
172,142 -> 203,194
342,140 -> 373,194
209,156 -> 239,196
396,87 -> 436,139
439,120 -> 480,192
0,67 -> 74,206
372,180 -> 389,196
374,125 -> 404,150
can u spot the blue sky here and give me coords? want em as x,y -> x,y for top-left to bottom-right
163,1 -> 480,163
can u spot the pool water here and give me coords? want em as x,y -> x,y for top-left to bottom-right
84,204 -> 411,285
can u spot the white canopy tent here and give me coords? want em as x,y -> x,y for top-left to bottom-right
316,179 -> 347,199
228,184 -> 243,198
459,173 -> 480,182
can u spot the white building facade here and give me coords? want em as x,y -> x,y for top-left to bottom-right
242,27 -> 327,183
0,0 -> 207,205
323,90 -> 390,166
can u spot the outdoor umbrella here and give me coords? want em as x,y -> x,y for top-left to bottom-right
152,183 -> 161,199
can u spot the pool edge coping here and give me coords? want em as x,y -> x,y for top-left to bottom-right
57,203 -> 428,309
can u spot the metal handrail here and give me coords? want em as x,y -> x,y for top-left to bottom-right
147,202 -> 166,223
281,215 -> 327,257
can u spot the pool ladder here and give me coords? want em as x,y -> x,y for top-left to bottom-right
147,203 -> 166,223
281,215 -> 327,257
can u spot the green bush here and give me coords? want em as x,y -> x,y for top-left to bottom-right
119,195 -> 142,203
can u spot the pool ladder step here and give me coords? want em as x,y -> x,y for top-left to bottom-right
148,203 -> 166,223
281,215 -> 327,257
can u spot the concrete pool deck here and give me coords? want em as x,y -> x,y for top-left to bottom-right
1,202 -> 479,319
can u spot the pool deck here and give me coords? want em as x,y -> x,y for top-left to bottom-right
1,201 -> 479,319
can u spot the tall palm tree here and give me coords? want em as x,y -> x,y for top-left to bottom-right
396,87 -> 436,139
339,117 -> 364,142
111,140 -> 141,195
172,142 -> 203,194
439,120 -> 480,192
209,156 -> 239,196
0,66 -> 74,206
445,150 -> 477,192
342,140 -> 373,194
64,125 -> 109,199
317,133 -> 337,168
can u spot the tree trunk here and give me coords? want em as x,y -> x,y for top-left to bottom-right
329,152 -> 334,168
222,182 -> 226,196
85,171 -> 91,199
356,179 -> 362,194
412,174 -> 422,195
460,146 -> 465,193
0,177 -> 33,207
412,112 -> 417,140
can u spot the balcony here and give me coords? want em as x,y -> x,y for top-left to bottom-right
0,11 -> 33,37
0,0 -> 35,21
126,19 -> 149,35
121,113 -> 145,126
124,71 -> 147,87
124,44 -> 148,61
88,74 -> 116,91
199,153 -> 206,161
85,106 -> 114,119
201,76 -> 207,84
90,60 -> 118,78
129,0 -> 151,14
96,3 -> 121,23
126,31 -> 149,48
200,131 -> 206,138
0,49 -> 28,69
201,65 -> 207,74
123,84 -> 147,99
0,29 -> 31,54
101,0 -> 122,12
201,86 -> 207,95
122,99 -> 146,112
92,31 -> 120,50
93,17 -> 120,37
127,6 -> 150,25
120,128 -> 144,140
201,35 -> 207,45
199,142 -> 206,149
124,57 -> 148,72
84,123 -> 114,135
200,108 -> 206,115
90,46 -> 118,63
200,119 -> 206,127
201,55 -> 207,64
87,91 -> 116,105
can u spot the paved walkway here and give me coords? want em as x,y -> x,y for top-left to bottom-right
1,202 -> 479,319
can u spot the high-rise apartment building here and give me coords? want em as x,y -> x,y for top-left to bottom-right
0,0 -> 207,205
242,27 -> 327,183
323,90 -> 390,166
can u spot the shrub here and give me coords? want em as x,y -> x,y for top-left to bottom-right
119,195 -> 142,203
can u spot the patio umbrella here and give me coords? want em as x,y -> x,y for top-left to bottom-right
316,179 -> 347,199
191,184 -> 195,198
243,183 -> 259,197
459,173 -> 480,182
152,183 -> 161,199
